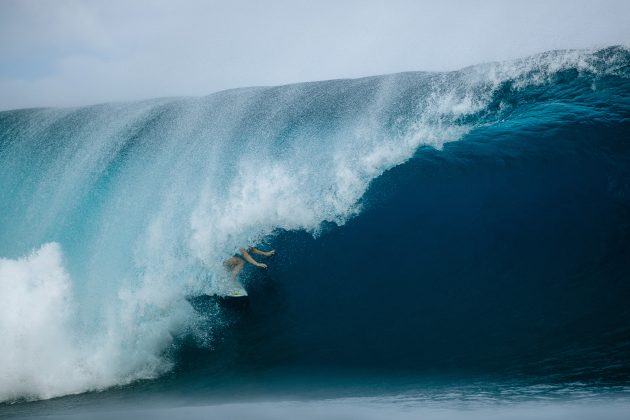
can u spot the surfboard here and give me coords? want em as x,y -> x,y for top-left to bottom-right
226,287 -> 248,298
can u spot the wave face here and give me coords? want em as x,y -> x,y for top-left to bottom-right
0,46 -> 629,402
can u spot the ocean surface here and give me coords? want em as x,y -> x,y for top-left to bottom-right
1,46 -> 629,419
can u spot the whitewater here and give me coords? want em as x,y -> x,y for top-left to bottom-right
0,46 -> 629,403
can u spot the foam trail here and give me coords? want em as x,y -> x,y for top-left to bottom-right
0,46 -> 627,402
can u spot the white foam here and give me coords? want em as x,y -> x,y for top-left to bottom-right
0,243 -> 88,401
0,243 -> 188,402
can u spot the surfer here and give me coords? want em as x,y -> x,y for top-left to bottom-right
223,247 -> 275,283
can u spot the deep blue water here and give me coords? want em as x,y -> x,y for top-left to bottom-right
0,46 -> 629,418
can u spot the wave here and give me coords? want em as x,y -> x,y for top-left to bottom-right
0,46 -> 628,402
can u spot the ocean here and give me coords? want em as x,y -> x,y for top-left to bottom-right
1,46 -> 629,419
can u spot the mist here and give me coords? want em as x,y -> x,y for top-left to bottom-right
0,0 -> 629,110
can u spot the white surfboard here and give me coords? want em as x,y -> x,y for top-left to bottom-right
226,287 -> 248,297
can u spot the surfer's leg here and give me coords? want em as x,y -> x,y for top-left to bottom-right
225,256 -> 245,281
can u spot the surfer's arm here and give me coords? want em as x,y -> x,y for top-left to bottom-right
249,247 -> 275,257
240,248 -> 267,268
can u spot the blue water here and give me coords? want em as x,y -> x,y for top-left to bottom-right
1,46 -> 629,418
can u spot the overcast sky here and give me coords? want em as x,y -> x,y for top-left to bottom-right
0,0 -> 628,111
